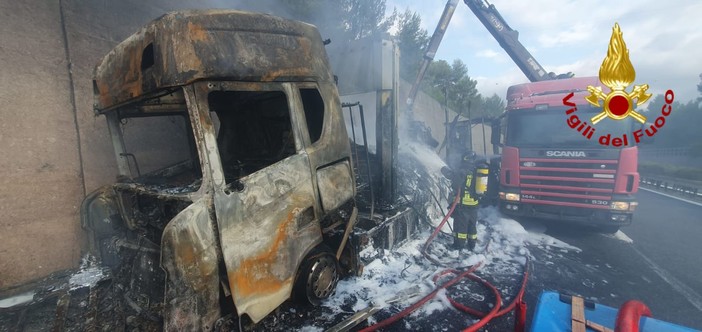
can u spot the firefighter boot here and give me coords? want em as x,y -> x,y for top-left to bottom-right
466,234 -> 477,251
453,233 -> 467,250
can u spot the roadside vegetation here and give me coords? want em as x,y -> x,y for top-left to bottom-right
639,162 -> 702,183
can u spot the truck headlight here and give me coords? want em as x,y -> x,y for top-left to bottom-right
503,193 -> 520,201
610,201 -> 630,211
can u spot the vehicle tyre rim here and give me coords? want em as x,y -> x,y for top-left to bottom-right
306,254 -> 339,301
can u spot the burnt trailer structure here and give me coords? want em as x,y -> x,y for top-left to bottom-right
82,10 -> 361,329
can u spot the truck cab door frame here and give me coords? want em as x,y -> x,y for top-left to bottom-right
189,81 -> 323,323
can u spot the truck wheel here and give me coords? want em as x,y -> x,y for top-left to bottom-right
598,225 -> 620,234
294,245 -> 339,306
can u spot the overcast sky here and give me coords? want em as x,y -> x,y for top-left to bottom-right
386,0 -> 702,107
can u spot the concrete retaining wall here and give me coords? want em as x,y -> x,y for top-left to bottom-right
0,0 -> 273,289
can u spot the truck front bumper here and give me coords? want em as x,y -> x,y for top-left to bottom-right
499,201 -> 633,227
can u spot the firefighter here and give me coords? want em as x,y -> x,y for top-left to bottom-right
442,151 -> 481,251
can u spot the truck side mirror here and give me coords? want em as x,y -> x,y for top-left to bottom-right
490,120 -> 502,147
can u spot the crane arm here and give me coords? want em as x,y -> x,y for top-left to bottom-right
406,0 -> 460,115
463,0 -> 572,82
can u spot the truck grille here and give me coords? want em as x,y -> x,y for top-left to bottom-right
519,157 -> 617,209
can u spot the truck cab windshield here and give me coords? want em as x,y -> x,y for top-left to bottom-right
505,107 -> 635,148
109,89 -> 202,193
117,113 -> 201,192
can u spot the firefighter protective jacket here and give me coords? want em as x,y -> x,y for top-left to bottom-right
442,165 -> 479,207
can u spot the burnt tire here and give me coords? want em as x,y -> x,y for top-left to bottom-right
294,245 -> 339,306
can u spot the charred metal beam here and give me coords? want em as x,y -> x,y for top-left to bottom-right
375,40 -> 399,206
84,286 -> 98,332
377,89 -> 397,206
51,292 -> 70,332
343,102 -> 375,216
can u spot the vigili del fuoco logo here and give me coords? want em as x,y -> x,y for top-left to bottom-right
562,23 -> 674,146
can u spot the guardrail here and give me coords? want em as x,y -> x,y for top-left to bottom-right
638,147 -> 691,157
640,176 -> 702,200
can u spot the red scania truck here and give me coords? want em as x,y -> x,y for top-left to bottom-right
495,77 -> 639,233
464,0 -> 639,232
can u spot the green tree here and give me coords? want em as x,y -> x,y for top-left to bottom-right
395,9 -> 429,80
274,0 -> 346,42
423,59 -> 481,117
643,94 -> 700,148
480,94 -> 506,118
423,60 -> 455,102
341,0 -> 396,40
275,0 -> 394,43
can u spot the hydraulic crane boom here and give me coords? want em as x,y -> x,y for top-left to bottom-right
406,0 -> 459,115
463,0 -> 572,82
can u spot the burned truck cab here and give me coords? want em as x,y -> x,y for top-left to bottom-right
82,10 -> 359,330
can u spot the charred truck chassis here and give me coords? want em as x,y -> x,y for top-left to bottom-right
82,10 -> 361,330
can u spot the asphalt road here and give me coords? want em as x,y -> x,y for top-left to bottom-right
627,188 -> 702,304
524,188 -> 702,330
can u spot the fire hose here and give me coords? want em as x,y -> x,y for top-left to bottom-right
615,300 -> 652,332
359,191 -> 530,332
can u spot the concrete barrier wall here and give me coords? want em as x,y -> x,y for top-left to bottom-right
0,0 -> 276,289
0,0 -> 85,289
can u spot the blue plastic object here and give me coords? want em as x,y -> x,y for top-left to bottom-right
530,291 -> 699,332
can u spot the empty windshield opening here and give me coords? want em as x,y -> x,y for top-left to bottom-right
118,113 -> 201,192
208,90 -> 296,184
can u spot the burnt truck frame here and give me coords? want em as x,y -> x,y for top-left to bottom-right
81,10 -> 360,330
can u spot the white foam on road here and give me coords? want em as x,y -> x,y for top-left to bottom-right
604,230 -> 634,244
69,256 -> 107,290
312,205 -> 582,330
0,291 -> 34,308
69,266 -> 106,290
